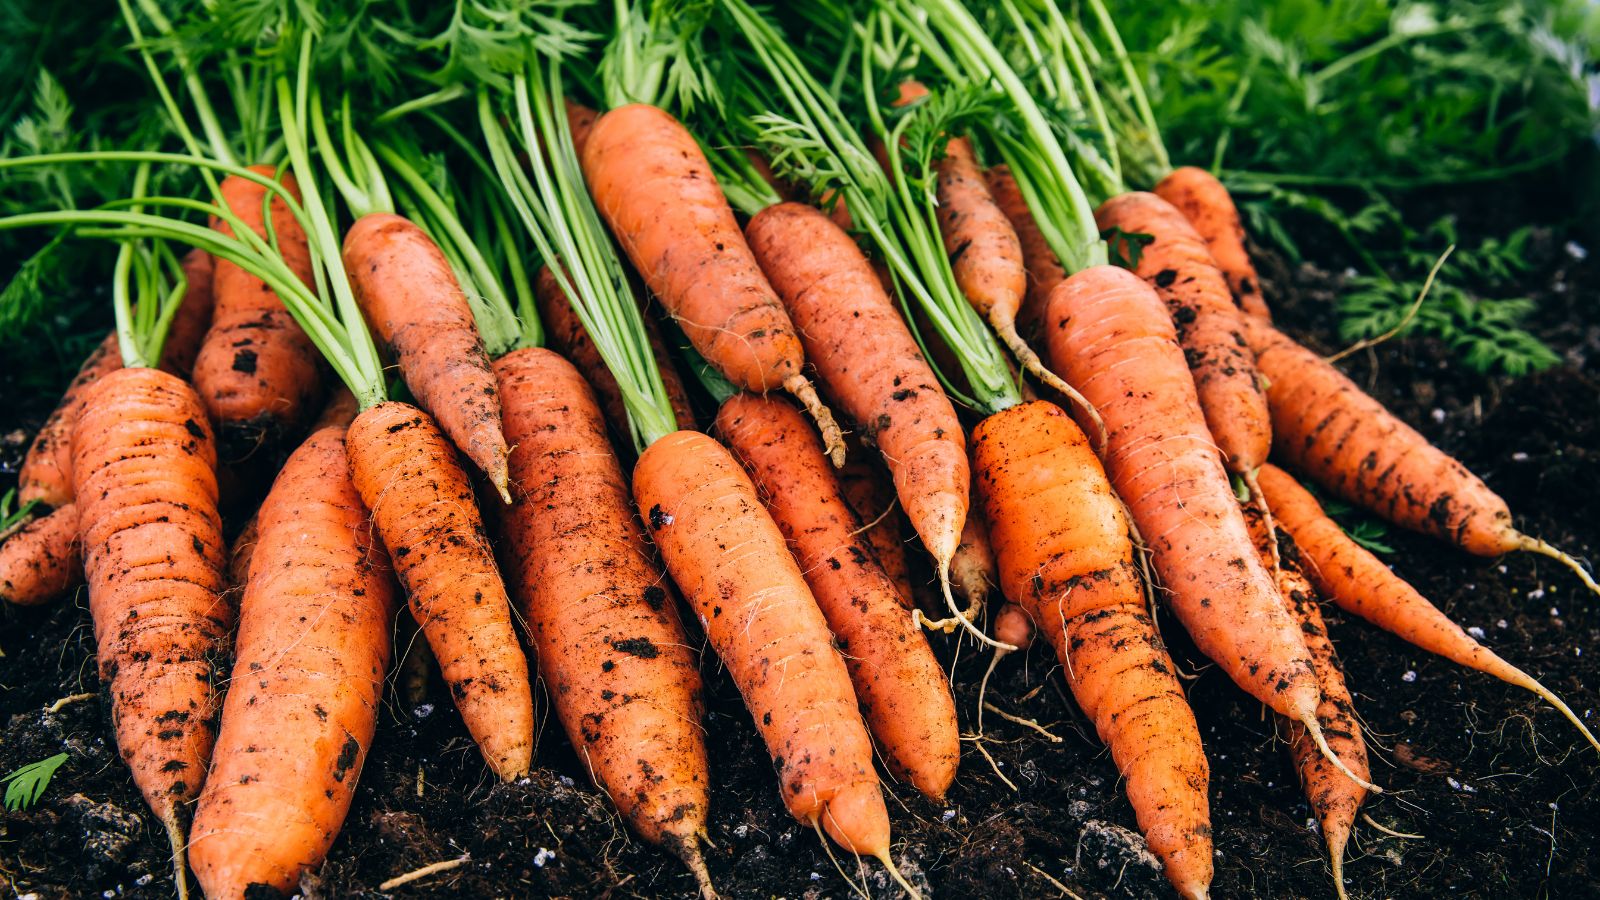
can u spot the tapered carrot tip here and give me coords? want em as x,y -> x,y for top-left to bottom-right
1302,715 -> 1383,794
1328,825 -> 1352,900
915,564 -> 1016,650
875,849 -> 923,900
1500,662 -> 1600,753
1515,534 -> 1600,599
488,451 -> 513,505
818,782 -> 890,858
667,835 -> 719,900
163,814 -> 191,900
783,374 -> 846,468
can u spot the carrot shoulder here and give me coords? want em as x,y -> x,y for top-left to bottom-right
975,399 -> 1212,900
717,393 -> 960,801
1154,167 -> 1271,320
344,213 -> 511,500
72,366 -> 231,890
633,430 -> 889,858
189,424 -> 398,899
346,402 -> 534,779
494,348 -> 711,878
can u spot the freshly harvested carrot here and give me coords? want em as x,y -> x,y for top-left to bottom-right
985,164 -> 1066,345
1155,167 -> 1271,320
565,98 -> 600,155
991,602 -> 1033,651
161,248 -> 217,379
193,166 -> 323,461
1095,192 -> 1270,484
974,399 -> 1212,899
1243,501 -> 1367,899
344,212 -> 510,501
534,264 -> 696,435
72,366 -> 231,892
1045,266 -> 1375,793
634,430 -> 891,859
744,201 -> 971,626
837,451 -> 916,608
1258,464 -> 1600,752
346,402 -> 534,779
0,505 -> 81,606
1243,318 -> 1600,596
225,514 -> 259,596
937,140 -> 1102,441
717,393 -> 960,801
188,424 -> 399,899
494,348 -> 712,885
581,104 -> 844,463
949,491 -> 998,623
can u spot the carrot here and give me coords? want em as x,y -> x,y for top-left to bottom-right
985,164 -> 1066,345
949,490 -> 998,624
345,402 -> 534,779
1243,500 -> 1367,900
1045,266 -> 1376,793
225,513 -> 259,596
1154,167 -> 1271,320
188,423 -> 399,899
0,505 -> 82,606
973,399 -> 1213,899
1258,464 -> 1600,752
534,264 -> 697,436
634,430 -> 893,862
1242,318 -> 1600,596
743,201 -> 976,635
581,104 -> 845,464
991,602 -> 1034,651
716,392 -> 960,801
493,347 -> 712,889
160,248 -> 217,379
193,166 -> 323,461
72,366 -> 231,896
837,451 -> 916,609
343,212 -> 511,501
1094,192 -> 1270,486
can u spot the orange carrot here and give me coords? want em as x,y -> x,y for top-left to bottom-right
160,248 -> 217,380
1045,266 -> 1374,792
188,424 -> 398,898
581,104 -> 844,463
344,213 -> 511,500
837,451 -> 916,609
949,489 -> 998,622
494,348 -> 712,889
991,602 -> 1033,651
1243,500 -> 1367,898
985,164 -> 1066,345
535,264 -> 696,436
974,399 -> 1213,899
1258,464 -> 1600,752
1155,167 -> 1271,320
72,366 -> 232,893
346,402 -> 534,779
193,167 -> 323,461
744,201 -> 971,626
634,430 -> 892,861
717,393 -> 960,801
1095,192 -> 1270,483
225,513 -> 259,597
0,505 -> 81,606
1242,318 -> 1599,595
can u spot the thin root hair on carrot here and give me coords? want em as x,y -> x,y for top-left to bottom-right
812,819 -> 871,900
1361,813 -> 1425,840
876,847 -> 923,900
1303,716 -> 1383,794
163,815 -> 190,900
914,568 -> 1018,651
995,323 -> 1107,452
1503,664 -> 1600,753
1515,534 -> 1600,600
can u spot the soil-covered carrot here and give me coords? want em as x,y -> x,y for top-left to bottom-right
344,212 -> 510,500
193,166 -> 323,461
1243,500 -> 1367,897
950,490 -> 998,623
346,402 -> 534,779
581,104 -> 844,463
161,249 -> 217,379
188,424 -> 398,899
974,399 -> 1213,899
716,393 -> 960,801
73,365 -> 232,891
1046,266 -> 1374,792
635,430 -> 889,857
494,347 -> 711,873
225,513 -> 259,596
1242,318 -> 1599,595
744,201 -> 969,611
535,264 -> 696,435
0,505 -> 82,606
837,451 -> 916,608
986,164 -> 1066,345
1258,464 -> 1600,751
1155,167 -> 1271,320
1095,192 -> 1269,482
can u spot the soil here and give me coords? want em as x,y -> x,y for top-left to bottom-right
3,189 -> 1599,900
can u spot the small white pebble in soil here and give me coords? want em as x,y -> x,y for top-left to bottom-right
1551,802 -> 1561,811
412,703 -> 434,719
1446,777 -> 1478,794
941,809 -> 956,823
1306,817 -> 1319,832
1431,408 -> 1446,423
1566,240 -> 1588,260
810,872 -> 823,881
103,893 -> 115,899
558,775 -> 575,787
1467,626 -> 1486,639
1402,670 -> 1418,683
734,825 -> 749,838
1497,565 -> 1508,574
136,876 -> 152,887
1530,588 -> 1546,600
1497,619 -> 1509,629
1576,647 -> 1583,657
1512,452 -> 1529,461
533,848 -> 556,867
1551,607 -> 1561,617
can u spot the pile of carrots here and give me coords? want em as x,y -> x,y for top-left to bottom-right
1,3 -> 1596,899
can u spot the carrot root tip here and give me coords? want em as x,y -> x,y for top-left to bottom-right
994,318 -> 1108,453
875,849 -> 923,900
1515,534 -> 1600,599
162,813 -> 189,900
783,374 -> 847,468
1504,664 -> 1600,754
669,835 -> 719,900
914,565 -> 1016,651
1303,715 -> 1382,794
1330,840 -> 1350,900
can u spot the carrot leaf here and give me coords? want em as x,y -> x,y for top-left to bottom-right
1,752 -> 68,812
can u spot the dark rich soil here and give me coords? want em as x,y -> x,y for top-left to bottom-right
3,198 -> 1599,900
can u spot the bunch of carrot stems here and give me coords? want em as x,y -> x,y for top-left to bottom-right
0,3 -> 1595,899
